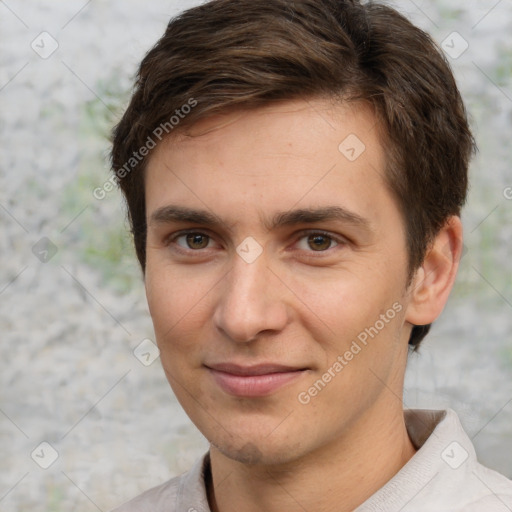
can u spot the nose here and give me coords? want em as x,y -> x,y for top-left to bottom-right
213,249 -> 289,343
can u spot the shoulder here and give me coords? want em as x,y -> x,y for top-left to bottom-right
411,409 -> 512,511
437,410 -> 512,511
415,409 -> 512,511
110,475 -> 181,512
456,463 -> 512,511
110,452 -> 211,512
357,409 -> 512,512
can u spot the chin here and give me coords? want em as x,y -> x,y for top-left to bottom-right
208,427 -> 305,467
213,440 -> 268,465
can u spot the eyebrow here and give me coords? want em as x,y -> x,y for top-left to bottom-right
149,205 -> 372,233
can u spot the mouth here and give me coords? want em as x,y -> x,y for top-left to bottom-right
205,362 -> 308,397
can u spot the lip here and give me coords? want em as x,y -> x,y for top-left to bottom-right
206,363 -> 307,397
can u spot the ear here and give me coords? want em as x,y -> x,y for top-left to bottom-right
404,216 -> 464,326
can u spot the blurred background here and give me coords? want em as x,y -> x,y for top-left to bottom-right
0,0 -> 511,510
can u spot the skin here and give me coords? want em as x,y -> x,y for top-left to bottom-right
144,98 -> 463,512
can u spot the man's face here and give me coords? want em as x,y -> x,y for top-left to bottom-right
144,99 -> 414,465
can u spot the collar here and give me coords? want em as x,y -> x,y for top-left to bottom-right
175,409 -> 467,512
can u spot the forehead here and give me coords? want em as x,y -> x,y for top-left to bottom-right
144,98 -> 397,233
168,98 -> 381,161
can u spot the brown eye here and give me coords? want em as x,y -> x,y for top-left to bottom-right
185,233 -> 210,249
306,233 -> 334,251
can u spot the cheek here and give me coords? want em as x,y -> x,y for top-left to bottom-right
287,264 -> 401,343
144,261 -> 215,353
304,307 -> 407,414
145,265 -> 174,330
145,262 -> 184,345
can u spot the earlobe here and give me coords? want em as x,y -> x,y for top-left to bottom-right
405,216 -> 463,327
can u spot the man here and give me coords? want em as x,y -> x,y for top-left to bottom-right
110,0 -> 512,510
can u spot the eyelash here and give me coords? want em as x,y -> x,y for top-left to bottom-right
165,229 -> 346,257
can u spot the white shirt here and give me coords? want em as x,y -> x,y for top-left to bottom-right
112,409 -> 512,511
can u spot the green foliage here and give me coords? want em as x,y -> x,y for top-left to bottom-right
59,72 -> 140,294
493,43 -> 512,85
438,6 -> 464,22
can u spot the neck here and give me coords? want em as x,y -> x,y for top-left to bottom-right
206,401 -> 417,512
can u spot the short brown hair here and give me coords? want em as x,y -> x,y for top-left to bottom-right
111,0 -> 475,349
